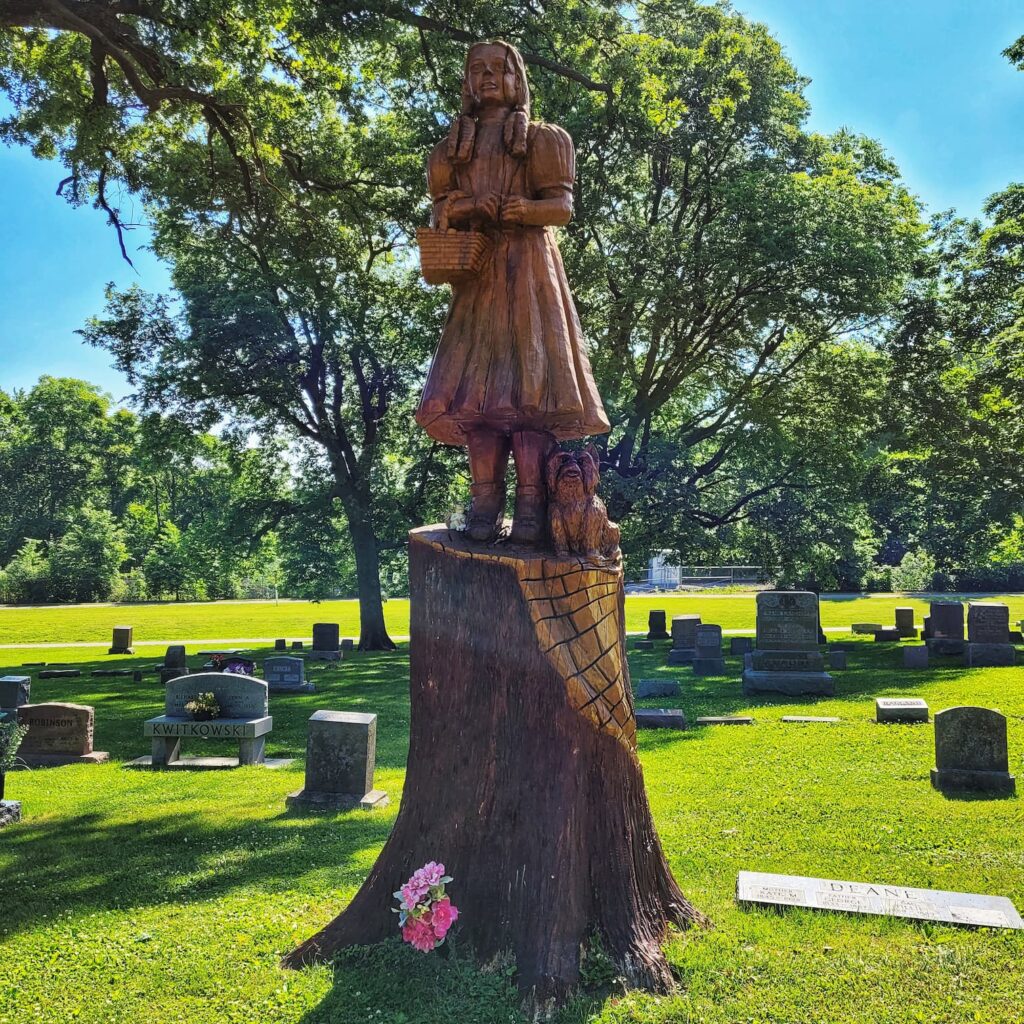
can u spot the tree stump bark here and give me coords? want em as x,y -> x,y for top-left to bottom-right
284,525 -> 706,1012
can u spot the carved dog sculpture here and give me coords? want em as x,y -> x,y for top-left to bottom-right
546,446 -> 621,560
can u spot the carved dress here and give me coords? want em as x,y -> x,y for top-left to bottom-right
415,118 -> 610,446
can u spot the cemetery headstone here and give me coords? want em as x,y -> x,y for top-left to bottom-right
142,672 -> 272,768
1010,630 -> 1023,643
108,625 -> 134,654
633,679 -> 680,699
852,623 -> 882,635
0,676 -> 30,714
16,703 -> 109,766
903,645 -> 929,669
634,639 -> 654,651
737,871 -> 1023,929
667,615 -> 700,665
782,715 -> 839,724
264,656 -> 314,694
730,636 -> 753,656
275,638 -> 288,651
341,638 -> 355,652
927,602 -> 965,656
894,607 -> 916,638
160,644 -> 189,685
0,800 -> 19,828
693,624 -> 726,676
39,669 -> 80,679
964,603 -> 1014,667
873,627 -> 900,642
875,697 -> 929,724
696,715 -> 753,725
922,615 -> 932,639
931,706 -> 1015,795
742,592 -> 834,696
291,640 -> 305,651
828,650 -> 847,670
634,708 -> 686,730
310,623 -> 342,662
646,610 -> 670,641
287,710 -> 388,810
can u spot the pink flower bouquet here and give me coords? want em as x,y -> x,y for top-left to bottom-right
393,861 -> 458,951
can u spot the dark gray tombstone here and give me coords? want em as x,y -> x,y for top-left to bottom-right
894,606 -> 916,638
874,627 -> 900,642
264,656 -> 314,693
667,615 -> 700,665
755,591 -> 819,651
828,649 -> 847,670
730,636 -> 753,656
964,644 -> 1016,668
341,638 -> 356,652
310,623 -> 341,661
927,602 -> 965,655
876,697 -> 929,723
693,624 -> 725,676
965,603 -> 1014,666
931,706 -> 1015,795
646,609 -> 670,640
0,676 -> 31,714
108,625 -> 133,654
159,644 -> 189,685
16,703 -> 109,766
634,639 -> 655,651
634,708 -> 686,730
903,645 -> 929,669
291,640 -> 305,651
274,638 -> 287,652
742,592 -> 833,696
287,711 -> 388,809
922,615 -> 933,639
633,679 -> 680,699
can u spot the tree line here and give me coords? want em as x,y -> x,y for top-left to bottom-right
0,4 -> 1021,644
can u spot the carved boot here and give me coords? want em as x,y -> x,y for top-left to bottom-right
509,429 -> 554,545
465,429 -> 511,542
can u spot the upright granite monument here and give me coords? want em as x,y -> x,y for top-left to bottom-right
310,623 -> 341,662
931,706 -> 1015,795
283,40 -> 704,1011
964,602 -> 1015,667
927,601 -> 965,656
742,591 -> 834,696
16,703 -> 109,766
108,625 -> 133,655
667,614 -> 701,665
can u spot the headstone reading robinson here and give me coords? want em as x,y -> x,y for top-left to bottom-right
16,703 -> 109,766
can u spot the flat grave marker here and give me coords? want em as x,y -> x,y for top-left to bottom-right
633,679 -> 680,699
696,715 -> 753,726
876,697 -> 929,724
635,708 -> 686,730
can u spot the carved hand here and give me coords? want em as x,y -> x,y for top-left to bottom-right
445,191 -> 500,226
501,195 -> 530,225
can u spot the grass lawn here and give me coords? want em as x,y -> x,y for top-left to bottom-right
3,591 -> 1024,646
0,598 -> 1022,1023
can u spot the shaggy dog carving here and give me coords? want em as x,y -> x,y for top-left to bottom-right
546,446 -> 621,560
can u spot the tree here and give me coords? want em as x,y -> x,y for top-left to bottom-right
48,505 -> 127,602
142,522 -> 191,600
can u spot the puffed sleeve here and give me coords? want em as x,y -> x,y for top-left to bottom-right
527,122 -> 575,194
426,140 -> 455,201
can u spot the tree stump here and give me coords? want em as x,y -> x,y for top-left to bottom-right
284,525 -> 706,1011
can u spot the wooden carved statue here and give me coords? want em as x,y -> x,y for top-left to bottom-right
546,446 -> 620,560
415,40 -> 610,544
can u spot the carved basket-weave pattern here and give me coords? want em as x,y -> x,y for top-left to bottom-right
417,227 -> 489,285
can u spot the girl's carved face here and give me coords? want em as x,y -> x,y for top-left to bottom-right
467,45 -> 518,108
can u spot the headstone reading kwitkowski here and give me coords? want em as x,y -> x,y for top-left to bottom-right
693,624 -> 726,676
894,607 -> 916,638
926,601 -> 965,656
633,678 -> 680,699
931,706 -> 1015,795
16,703 -> 109,766
287,711 -> 388,809
264,656 -> 314,693
310,623 -> 341,662
0,676 -> 30,714
646,610 -> 670,641
964,603 -> 1015,667
875,697 -> 929,723
742,592 -> 834,696
108,625 -> 133,654
667,615 -> 700,666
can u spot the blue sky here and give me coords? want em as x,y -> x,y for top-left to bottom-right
0,0 -> 1021,400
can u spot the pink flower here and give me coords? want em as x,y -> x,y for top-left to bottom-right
400,880 -> 430,908
430,897 -> 459,939
402,913 -> 437,952
413,862 -> 446,888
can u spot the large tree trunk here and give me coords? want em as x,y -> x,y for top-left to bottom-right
284,526 -> 706,1014
347,506 -> 396,651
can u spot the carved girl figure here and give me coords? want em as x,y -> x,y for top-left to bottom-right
415,41 -> 610,543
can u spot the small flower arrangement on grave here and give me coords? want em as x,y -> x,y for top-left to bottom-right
184,692 -> 221,721
393,861 -> 459,952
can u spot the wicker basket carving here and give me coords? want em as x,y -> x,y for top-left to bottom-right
417,197 -> 490,285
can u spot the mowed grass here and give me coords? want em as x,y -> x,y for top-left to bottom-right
3,591 -> 1024,646
0,601 -> 1022,1023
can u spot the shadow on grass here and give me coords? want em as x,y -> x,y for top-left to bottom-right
0,799 -> 396,940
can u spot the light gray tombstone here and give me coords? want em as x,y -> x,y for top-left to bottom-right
693,624 -> 725,676
108,625 -> 133,654
927,602 -> 965,656
633,679 -> 680,699
903,645 -> 929,669
287,711 -> 387,809
667,615 -> 700,665
310,622 -> 342,661
0,676 -> 31,714
828,649 -> 847,670
0,800 -> 19,828
743,592 -> 833,696
635,708 -> 686,730
696,715 -> 753,725
931,706 -> 1015,795
852,623 -> 882,635
730,636 -> 753,656
16,703 -> 109,766
876,697 -> 929,723
737,871 -> 1023,929
894,607 -> 917,638
264,656 -> 314,693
